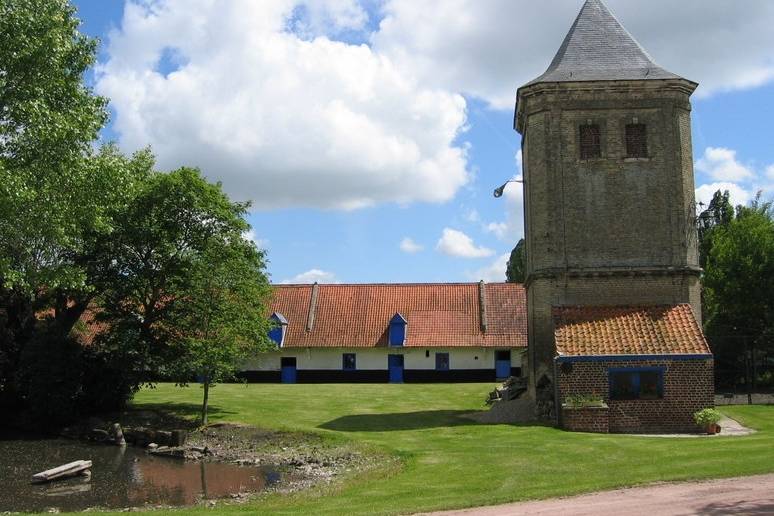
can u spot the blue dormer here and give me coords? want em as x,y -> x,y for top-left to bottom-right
268,312 -> 288,347
388,313 -> 407,347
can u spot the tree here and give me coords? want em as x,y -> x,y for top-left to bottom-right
506,239 -> 526,283
703,194 -> 774,386
697,190 -> 735,270
173,241 -> 273,425
98,167 -> 273,424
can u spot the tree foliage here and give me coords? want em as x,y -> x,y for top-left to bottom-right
0,1 -> 273,423
506,239 -> 526,283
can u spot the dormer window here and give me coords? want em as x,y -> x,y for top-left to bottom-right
579,124 -> 601,159
388,313 -> 407,347
625,123 -> 647,158
268,312 -> 288,347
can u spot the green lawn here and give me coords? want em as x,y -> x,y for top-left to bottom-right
128,383 -> 774,515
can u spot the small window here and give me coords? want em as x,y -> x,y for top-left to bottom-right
625,123 -> 648,158
435,353 -> 450,371
579,124 -> 601,159
609,368 -> 664,400
342,353 -> 356,371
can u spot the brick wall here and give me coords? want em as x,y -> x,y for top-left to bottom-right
557,357 -> 714,433
516,80 -> 702,399
562,406 -> 609,433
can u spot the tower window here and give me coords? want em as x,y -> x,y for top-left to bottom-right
625,123 -> 648,158
579,124 -> 601,159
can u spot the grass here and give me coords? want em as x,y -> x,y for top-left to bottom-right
122,383 -> 774,515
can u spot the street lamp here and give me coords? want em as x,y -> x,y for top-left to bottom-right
493,179 -> 524,198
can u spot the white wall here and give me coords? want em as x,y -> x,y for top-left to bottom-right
244,347 -> 524,371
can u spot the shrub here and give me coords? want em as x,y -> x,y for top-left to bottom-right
693,408 -> 723,427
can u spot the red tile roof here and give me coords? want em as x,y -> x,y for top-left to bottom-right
270,283 -> 527,348
553,304 -> 711,356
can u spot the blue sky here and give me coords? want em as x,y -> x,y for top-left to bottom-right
71,0 -> 774,284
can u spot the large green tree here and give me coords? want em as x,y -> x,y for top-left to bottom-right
97,167 -> 273,423
702,194 -> 774,387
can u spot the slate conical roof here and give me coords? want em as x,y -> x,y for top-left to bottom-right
525,0 -> 685,86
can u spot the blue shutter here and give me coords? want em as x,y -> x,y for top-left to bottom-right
269,312 -> 288,346
388,313 -> 407,346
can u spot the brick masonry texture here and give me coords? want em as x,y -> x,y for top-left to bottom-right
515,79 -> 703,392
562,406 -> 610,433
557,358 -> 714,433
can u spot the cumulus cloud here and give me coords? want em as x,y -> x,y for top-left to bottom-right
372,0 -> 774,108
97,0 -> 469,210
467,253 -> 509,282
695,182 -> 753,209
695,147 -> 755,182
436,228 -> 494,258
242,229 -> 268,249
280,268 -> 339,284
399,237 -> 423,253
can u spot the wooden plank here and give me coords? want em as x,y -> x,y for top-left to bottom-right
31,460 -> 92,483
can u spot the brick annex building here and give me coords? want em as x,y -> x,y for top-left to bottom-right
515,0 -> 713,432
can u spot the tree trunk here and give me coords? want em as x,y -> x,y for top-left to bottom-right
201,380 -> 209,426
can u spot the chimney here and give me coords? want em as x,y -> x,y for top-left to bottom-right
478,280 -> 488,333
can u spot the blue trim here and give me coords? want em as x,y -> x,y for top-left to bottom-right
556,354 -> 711,363
608,367 -> 665,400
389,312 -> 407,347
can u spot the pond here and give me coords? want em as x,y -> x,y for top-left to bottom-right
0,438 -> 284,512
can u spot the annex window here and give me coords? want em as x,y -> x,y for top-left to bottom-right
342,353 -> 356,371
625,123 -> 648,158
609,368 -> 664,400
435,353 -> 450,371
579,124 -> 601,159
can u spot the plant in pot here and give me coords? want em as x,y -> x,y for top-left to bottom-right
693,408 -> 723,434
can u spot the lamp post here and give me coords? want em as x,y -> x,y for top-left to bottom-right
493,179 -> 524,198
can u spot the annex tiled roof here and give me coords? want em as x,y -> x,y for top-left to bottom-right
524,0 -> 686,87
270,282 -> 527,348
553,304 -> 711,357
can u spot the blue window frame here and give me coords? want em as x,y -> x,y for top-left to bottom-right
342,353 -> 356,371
435,353 -> 450,371
609,367 -> 664,400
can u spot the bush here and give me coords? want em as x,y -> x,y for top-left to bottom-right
693,408 -> 723,427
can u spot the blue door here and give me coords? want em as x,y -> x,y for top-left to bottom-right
495,350 -> 511,379
388,354 -> 404,383
281,357 -> 297,384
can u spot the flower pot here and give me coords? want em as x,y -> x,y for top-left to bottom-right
706,423 -> 721,435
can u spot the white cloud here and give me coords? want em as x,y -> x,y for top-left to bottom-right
464,208 -> 480,223
372,0 -> 774,108
280,268 -> 339,284
97,0 -> 469,210
242,229 -> 268,249
695,147 -> 755,182
467,253 -> 509,282
399,237 -> 423,253
436,228 -> 494,258
695,182 -> 753,209
766,165 -> 774,181
482,222 -> 507,240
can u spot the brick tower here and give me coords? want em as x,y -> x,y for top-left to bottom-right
515,0 -> 702,414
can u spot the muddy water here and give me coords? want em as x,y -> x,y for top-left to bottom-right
0,439 -> 283,512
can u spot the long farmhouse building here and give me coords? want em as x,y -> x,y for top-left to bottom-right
240,282 -> 527,383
